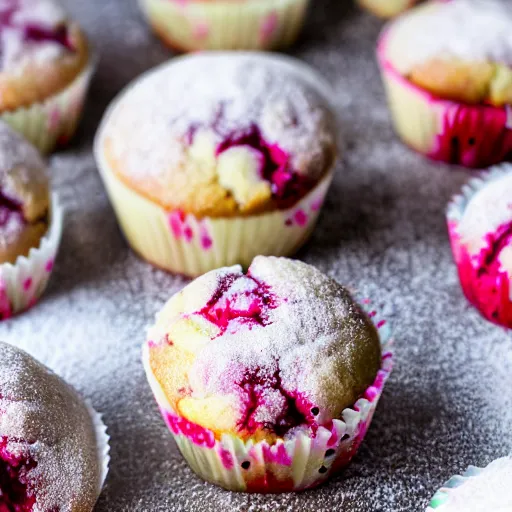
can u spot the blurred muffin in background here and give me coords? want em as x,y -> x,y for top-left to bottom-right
377,0 -> 512,168
95,53 -> 338,277
138,0 -> 310,52
0,0 -> 95,152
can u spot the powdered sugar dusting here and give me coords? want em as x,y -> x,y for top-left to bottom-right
389,0 -> 512,74
149,256 -> 381,439
101,53 -> 336,193
0,341 -> 101,511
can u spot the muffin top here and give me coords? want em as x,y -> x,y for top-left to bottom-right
0,341 -> 101,512
385,0 -> 512,105
0,122 -> 49,264
457,170 -> 512,273
428,456 -> 512,512
389,0 -> 512,74
99,53 -> 337,217
0,0 -> 89,110
146,256 -> 382,442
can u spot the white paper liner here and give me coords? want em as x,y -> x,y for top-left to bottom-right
0,193 -> 63,318
95,52 -> 340,277
1,56 -> 96,154
85,400 -> 111,497
143,298 -> 393,493
139,0 -> 309,51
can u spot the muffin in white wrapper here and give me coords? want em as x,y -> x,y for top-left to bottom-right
143,257 -> 393,493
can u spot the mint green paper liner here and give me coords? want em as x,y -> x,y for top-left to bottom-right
1,59 -> 95,154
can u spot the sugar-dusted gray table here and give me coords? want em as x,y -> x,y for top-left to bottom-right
2,1 -> 511,510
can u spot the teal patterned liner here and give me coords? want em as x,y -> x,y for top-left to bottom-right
427,465 -> 486,510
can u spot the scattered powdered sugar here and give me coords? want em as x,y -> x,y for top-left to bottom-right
101,53 -> 336,187
150,256 -> 381,436
389,0 -> 512,74
0,341 -> 101,511
431,456 -> 512,511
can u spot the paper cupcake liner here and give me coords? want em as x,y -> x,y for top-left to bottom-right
377,19 -> 512,169
85,400 -> 111,496
426,456 -> 512,510
143,299 -> 393,493
358,0 -> 418,18
95,53 -> 338,277
1,58 -> 96,154
0,193 -> 63,319
139,0 -> 309,52
447,165 -> 512,328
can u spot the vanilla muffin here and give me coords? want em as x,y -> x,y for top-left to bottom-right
427,456 -> 512,511
378,0 -> 512,167
447,165 -> 512,328
96,53 -> 338,277
0,0 -> 94,152
0,342 -> 105,511
143,256 -> 393,492
139,0 -> 310,52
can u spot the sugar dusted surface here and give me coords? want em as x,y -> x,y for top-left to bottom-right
433,456 -> 512,511
389,0 -> 512,74
0,342 -> 100,511
2,0 -> 512,511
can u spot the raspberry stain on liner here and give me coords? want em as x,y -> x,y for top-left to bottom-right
449,219 -> 512,327
0,438 -> 37,512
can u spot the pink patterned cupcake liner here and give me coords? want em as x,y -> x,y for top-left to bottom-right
143,299 -> 393,493
447,166 -> 512,328
0,193 -> 63,319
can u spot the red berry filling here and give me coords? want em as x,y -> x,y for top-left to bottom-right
0,191 -> 24,230
216,124 -> 314,208
198,273 -> 279,337
0,438 -> 37,512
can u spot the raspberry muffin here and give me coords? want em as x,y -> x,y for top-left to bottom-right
0,122 -> 63,319
358,0 -> 419,18
0,341 -> 109,511
139,0 -> 310,52
95,53 -> 338,277
378,0 -> 512,168
0,0 -> 94,153
448,165 -> 512,328
427,456 -> 512,511
143,256 -> 393,492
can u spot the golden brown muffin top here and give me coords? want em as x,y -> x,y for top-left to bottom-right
98,53 -> 338,218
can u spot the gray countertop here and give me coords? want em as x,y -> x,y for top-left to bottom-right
2,1 -> 511,511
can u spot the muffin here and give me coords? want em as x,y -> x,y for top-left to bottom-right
0,341 -> 109,511
0,0 -> 95,153
0,121 -> 63,319
95,53 -> 338,277
143,256 -> 393,492
358,0 -> 419,18
138,0 -> 310,52
427,456 -> 512,511
447,164 -> 512,328
377,0 -> 512,168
